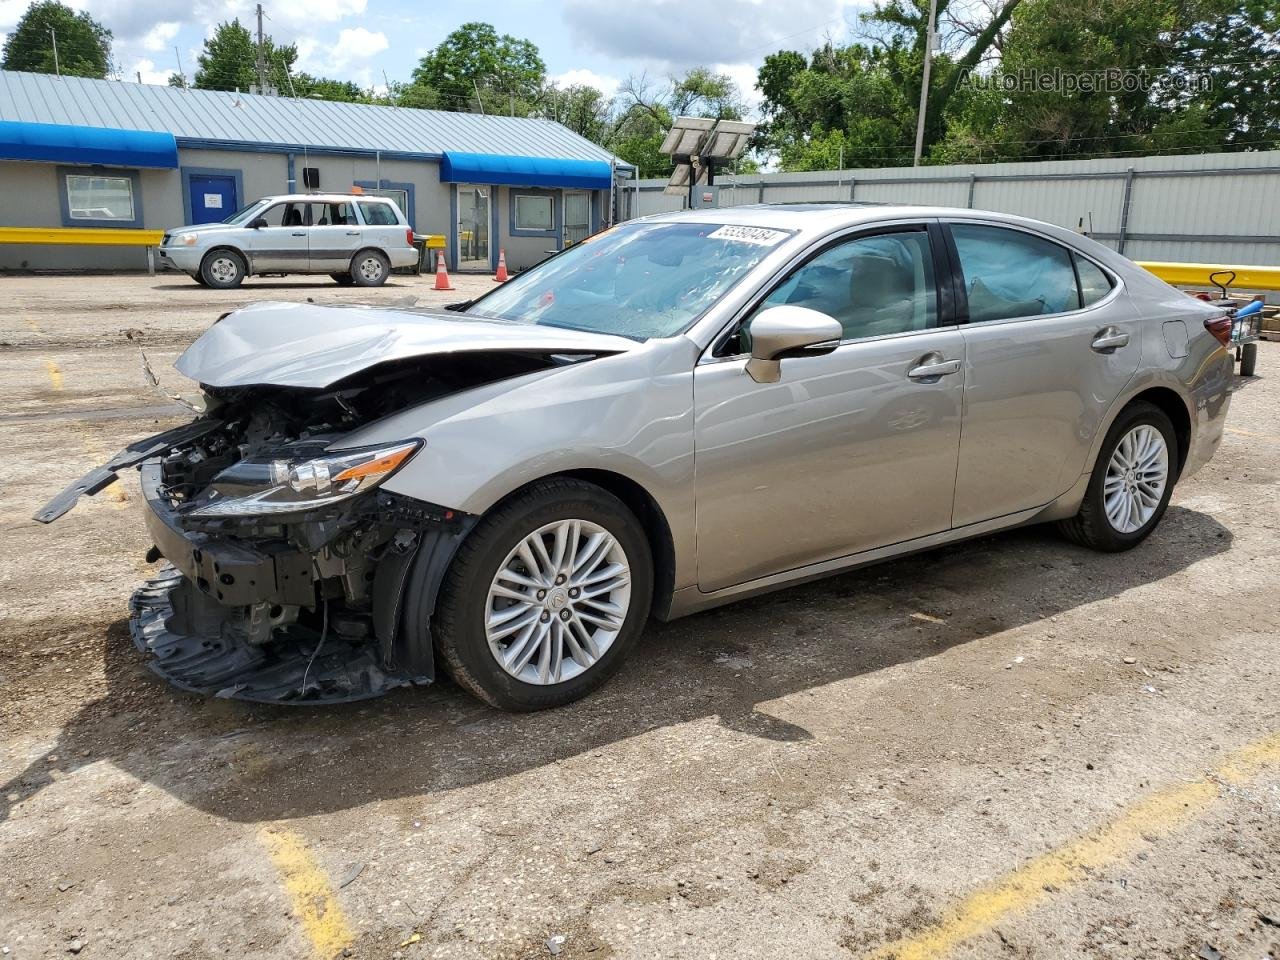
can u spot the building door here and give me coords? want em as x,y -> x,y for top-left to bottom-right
456,185 -> 490,271
564,191 -> 591,246
189,174 -> 237,224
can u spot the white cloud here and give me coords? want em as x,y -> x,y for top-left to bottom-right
714,61 -> 764,112
552,68 -> 619,97
268,0 -> 367,27
129,57 -> 171,84
142,21 -> 180,52
334,26 -> 387,61
0,0 -> 22,31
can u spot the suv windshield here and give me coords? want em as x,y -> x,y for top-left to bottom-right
465,221 -> 792,340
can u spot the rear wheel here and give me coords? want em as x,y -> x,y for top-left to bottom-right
330,272 -> 355,286
350,249 -> 390,287
428,479 -> 653,710
1058,402 -> 1177,552
1240,342 -> 1258,377
200,249 -> 246,289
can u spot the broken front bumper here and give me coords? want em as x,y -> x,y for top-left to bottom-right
129,459 -> 465,704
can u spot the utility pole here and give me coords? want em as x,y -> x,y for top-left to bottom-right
174,45 -> 186,87
49,27 -> 59,76
254,3 -> 269,94
912,0 -> 939,167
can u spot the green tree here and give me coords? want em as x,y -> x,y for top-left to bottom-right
1,0 -> 111,78
181,19 -> 298,92
544,83 -> 613,142
609,69 -> 748,176
411,22 -> 545,112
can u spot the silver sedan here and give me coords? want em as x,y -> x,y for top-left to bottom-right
40,205 -> 1234,710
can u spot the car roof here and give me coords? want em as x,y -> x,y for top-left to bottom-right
646,202 -> 1056,235
259,193 -> 393,204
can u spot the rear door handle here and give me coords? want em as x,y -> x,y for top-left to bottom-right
907,357 -> 962,380
290,231 -> 305,237
1091,327 -> 1130,352
345,230 -> 361,236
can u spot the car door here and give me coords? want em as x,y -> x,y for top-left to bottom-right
306,201 -> 365,272
945,220 -> 1140,527
693,223 -> 966,593
356,198 -> 407,253
245,201 -> 309,272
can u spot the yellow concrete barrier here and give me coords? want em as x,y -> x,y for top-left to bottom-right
0,226 -> 164,246
1138,260 -> 1280,291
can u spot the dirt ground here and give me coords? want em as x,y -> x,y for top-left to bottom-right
0,271 -> 1277,960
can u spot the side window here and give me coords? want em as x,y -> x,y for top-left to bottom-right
1075,254 -> 1114,307
755,230 -> 938,342
952,224 -> 1081,322
256,203 -> 290,227
358,201 -> 398,226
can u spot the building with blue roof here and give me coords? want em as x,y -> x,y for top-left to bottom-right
0,70 -> 634,272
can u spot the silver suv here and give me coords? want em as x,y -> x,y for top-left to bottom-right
159,193 -> 419,288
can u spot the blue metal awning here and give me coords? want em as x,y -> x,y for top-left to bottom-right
440,151 -> 612,189
0,120 -> 179,169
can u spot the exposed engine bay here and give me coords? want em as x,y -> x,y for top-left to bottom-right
35,349 -> 586,703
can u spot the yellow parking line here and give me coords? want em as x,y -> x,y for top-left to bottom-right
865,731 -> 1280,960
44,359 -> 64,391
258,827 -> 355,959
1225,426 -> 1280,441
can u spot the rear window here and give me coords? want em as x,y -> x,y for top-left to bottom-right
358,201 -> 399,226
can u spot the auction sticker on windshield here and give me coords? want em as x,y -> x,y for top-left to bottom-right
707,225 -> 789,246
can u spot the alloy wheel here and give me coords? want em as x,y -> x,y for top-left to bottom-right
1103,424 -> 1169,534
485,519 -> 632,685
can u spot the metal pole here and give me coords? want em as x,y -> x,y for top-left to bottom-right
1117,167 -> 1136,255
912,0 -> 939,167
255,4 -> 268,93
174,46 -> 186,87
49,28 -> 59,76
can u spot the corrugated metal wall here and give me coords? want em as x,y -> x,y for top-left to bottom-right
620,150 -> 1280,267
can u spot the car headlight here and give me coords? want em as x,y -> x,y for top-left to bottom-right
181,233 -> 200,246
188,440 -> 421,517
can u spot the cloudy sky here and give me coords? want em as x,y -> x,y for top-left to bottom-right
0,0 -> 867,112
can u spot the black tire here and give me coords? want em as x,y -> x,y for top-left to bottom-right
1240,341 -> 1258,377
428,479 -> 654,710
189,272 -> 209,287
1058,401 -> 1178,552
350,249 -> 390,287
330,272 -> 355,286
200,248 -> 246,289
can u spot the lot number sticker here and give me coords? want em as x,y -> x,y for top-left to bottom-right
708,225 -> 788,246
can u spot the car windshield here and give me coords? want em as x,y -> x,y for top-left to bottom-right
465,221 -> 793,340
220,200 -> 268,225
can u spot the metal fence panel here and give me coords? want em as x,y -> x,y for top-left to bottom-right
622,150 -> 1280,268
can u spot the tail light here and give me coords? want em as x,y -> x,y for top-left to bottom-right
405,228 -> 415,247
1204,315 -> 1233,346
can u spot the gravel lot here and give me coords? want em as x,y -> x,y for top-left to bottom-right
1,272 -> 1277,960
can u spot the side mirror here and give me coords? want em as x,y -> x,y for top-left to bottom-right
744,306 -> 843,384
248,217 -> 268,230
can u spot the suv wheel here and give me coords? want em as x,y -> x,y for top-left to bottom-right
350,249 -> 390,287
200,249 -> 246,289
423,479 -> 654,710
1059,401 -> 1177,551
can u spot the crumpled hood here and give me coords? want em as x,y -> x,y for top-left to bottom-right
175,301 -> 637,388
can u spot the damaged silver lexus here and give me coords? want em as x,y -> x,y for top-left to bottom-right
37,206 -> 1233,709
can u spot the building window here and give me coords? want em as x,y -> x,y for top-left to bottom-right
513,193 -> 554,233
66,174 -> 135,221
58,167 -> 144,228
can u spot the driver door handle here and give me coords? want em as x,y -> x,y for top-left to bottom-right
290,231 -> 305,237
907,357 -> 962,380
1091,327 -> 1130,352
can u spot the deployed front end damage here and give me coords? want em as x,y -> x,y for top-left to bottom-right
35,302 -> 633,703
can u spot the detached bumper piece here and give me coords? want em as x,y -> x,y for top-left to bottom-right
130,567 -> 426,704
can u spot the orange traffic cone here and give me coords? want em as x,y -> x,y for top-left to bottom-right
493,248 -> 509,283
433,250 -> 455,291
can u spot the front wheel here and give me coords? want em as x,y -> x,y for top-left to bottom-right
200,249 -> 246,288
1058,401 -> 1177,552
426,479 -> 653,710
350,249 -> 390,287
